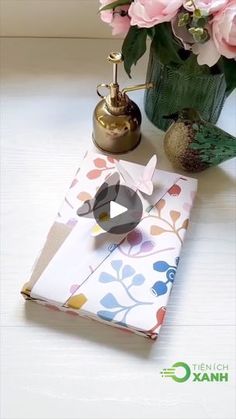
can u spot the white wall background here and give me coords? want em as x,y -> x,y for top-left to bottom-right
0,0 -> 112,38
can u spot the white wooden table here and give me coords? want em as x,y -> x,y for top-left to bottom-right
1,38 -> 236,419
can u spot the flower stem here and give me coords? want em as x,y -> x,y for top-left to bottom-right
118,246 -> 175,259
189,0 -> 197,10
120,301 -> 153,325
142,213 -> 183,244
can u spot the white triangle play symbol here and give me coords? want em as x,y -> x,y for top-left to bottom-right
110,201 -> 128,219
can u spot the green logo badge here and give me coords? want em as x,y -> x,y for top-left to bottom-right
160,362 -> 229,383
161,362 -> 191,383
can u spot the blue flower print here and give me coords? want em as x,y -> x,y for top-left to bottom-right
97,260 -> 152,326
151,259 -> 179,297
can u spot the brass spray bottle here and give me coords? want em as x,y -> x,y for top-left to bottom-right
93,52 -> 153,154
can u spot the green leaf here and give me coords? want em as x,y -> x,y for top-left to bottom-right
221,57 -> 236,96
122,26 -> 147,77
197,17 -> 208,28
147,27 -> 155,40
99,0 -> 131,12
152,23 -> 183,66
178,13 -> 191,27
194,9 -> 202,18
188,27 -> 209,43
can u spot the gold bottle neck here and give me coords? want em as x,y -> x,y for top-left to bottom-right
96,50 -> 153,116
105,90 -> 130,115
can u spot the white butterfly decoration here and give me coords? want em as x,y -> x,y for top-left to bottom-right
115,155 -> 157,196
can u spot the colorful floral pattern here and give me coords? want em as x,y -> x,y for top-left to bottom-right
27,151 -> 197,339
87,156 -> 115,179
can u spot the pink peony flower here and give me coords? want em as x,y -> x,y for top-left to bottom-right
184,0 -> 229,14
171,14 -> 194,50
192,37 -> 221,66
100,1 -> 130,36
172,16 -> 220,66
173,14 -> 229,66
128,0 -> 183,28
212,0 -> 236,59
172,1 -> 235,66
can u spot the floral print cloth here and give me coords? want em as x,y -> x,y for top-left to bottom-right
22,151 -> 198,340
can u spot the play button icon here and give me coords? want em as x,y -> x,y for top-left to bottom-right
93,182 -> 143,235
110,201 -> 128,218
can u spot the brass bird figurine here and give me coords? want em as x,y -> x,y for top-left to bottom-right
163,109 -> 236,172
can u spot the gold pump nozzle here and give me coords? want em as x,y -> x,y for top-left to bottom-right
96,52 -> 153,110
122,83 -> 153,95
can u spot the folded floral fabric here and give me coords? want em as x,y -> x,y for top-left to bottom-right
22,151 -> 197,339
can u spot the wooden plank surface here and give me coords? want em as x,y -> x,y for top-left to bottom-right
1,38 -> 236,419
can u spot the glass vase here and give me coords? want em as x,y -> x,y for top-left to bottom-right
144,46 -> 227,132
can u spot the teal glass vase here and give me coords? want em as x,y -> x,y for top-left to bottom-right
144,46 -> 227,132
